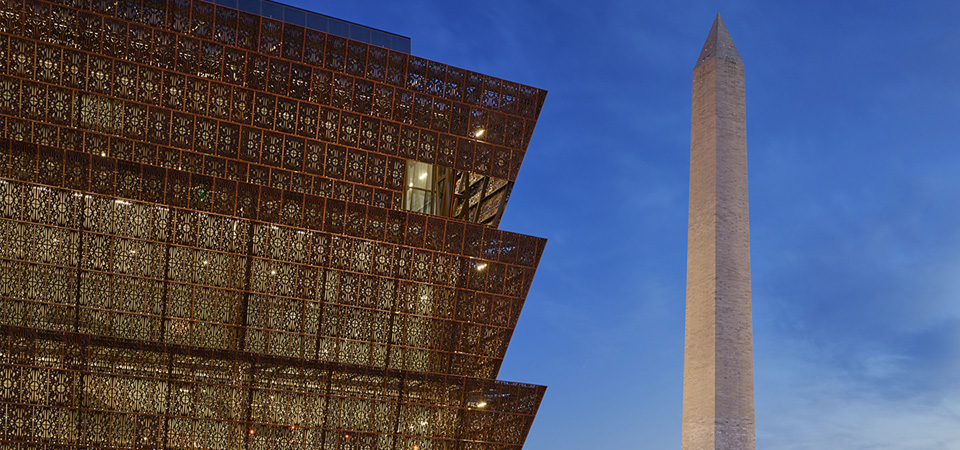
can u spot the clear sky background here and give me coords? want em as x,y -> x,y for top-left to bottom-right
289,1 -> 960,448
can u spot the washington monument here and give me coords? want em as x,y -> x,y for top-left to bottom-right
682,15 -> 756,450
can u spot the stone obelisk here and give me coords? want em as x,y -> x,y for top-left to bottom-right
682,15 -> 755,450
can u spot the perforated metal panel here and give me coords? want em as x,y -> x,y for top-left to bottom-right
0,0 -> 547,447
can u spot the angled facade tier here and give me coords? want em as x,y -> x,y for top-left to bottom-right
0,0 -> 548,448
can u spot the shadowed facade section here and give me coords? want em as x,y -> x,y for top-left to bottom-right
682,14 -> 756,450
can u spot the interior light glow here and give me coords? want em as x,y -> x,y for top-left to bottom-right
418,172 -> 428,180
476,263 -> 488,271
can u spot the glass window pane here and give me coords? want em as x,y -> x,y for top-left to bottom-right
405,189 -> 432,214
406,160 -> 432,190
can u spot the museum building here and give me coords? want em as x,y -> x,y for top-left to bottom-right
0,0 -> 547,448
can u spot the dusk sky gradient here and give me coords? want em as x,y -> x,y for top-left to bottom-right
289,1 -> 960,448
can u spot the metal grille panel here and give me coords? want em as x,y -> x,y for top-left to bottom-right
0,0 -> 547,447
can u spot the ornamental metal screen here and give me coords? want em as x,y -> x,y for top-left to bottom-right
0,0 -> 548,448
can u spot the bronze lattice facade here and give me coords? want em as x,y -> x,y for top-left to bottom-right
0,0 -> 548,448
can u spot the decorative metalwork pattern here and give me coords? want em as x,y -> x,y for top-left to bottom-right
0,38 -> 522,225
0,325 -> 544,449
0,0 -> 548,447
0,0 -> 544,181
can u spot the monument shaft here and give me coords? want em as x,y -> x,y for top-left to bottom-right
682,15 -> 756,450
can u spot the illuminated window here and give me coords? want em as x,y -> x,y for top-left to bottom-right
403,160 -> 453,216
402,160 -> 512,226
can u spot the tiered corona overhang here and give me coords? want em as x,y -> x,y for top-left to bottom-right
0,0 -> 548,448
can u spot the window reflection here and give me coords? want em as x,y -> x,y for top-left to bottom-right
403,160 -> 438,214
402,160 -> 512,226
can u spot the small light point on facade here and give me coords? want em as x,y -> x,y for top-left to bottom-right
476,263 -> 487,271
474,129 -> 485,138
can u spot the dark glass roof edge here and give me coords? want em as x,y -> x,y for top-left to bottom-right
264,0 -> 410,41
219,0 -> 411,53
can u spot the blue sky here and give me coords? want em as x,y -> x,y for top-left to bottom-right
288,1 -> 960,448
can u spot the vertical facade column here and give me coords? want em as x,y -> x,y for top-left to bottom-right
682,14 -> 756,450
